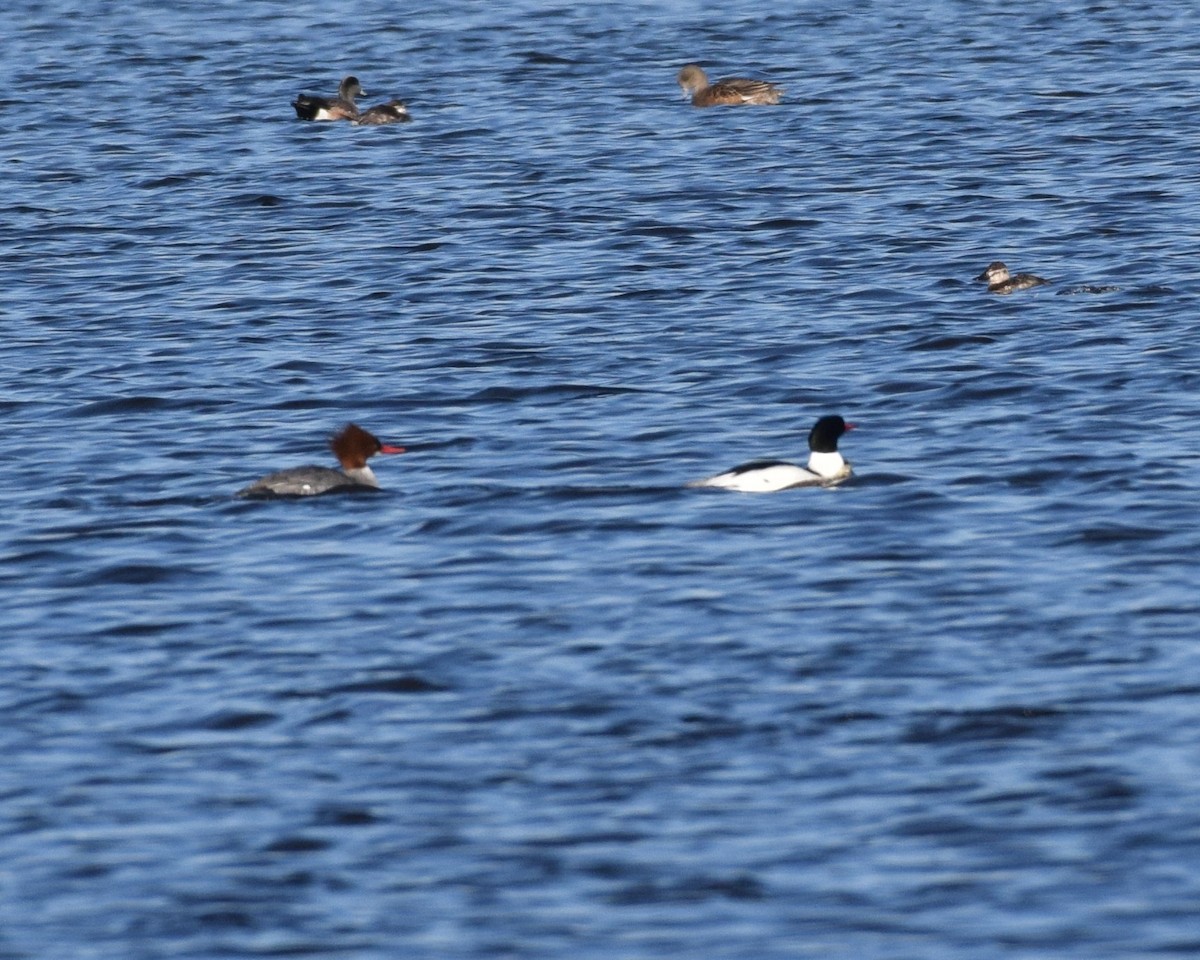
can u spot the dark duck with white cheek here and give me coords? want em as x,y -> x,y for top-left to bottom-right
976,261 -> 1049,294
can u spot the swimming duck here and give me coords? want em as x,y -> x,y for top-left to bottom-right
688,415 -> 855,492
237,423 -> 405,498
354,99 -> 412,125
677,63 -> 782,107
292,76 -> 365,122
976,261 -> 1049,295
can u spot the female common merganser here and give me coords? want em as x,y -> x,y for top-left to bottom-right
688,415 -> 856,492
976,261 -> 1049,294
677,63 -> 783,107
292,76 -> 365,121
237,423 -> 404,498
354,99 -> 412,125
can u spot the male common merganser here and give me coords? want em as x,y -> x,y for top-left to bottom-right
292,76 -> 365,121
354,99 -> 412,125
976,261 -> 1049,294
688,415 -> 856,492
237,423 -> 404,498
677,63 -> 783,107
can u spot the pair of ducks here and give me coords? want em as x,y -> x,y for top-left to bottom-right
675,71 -> 1054,298
292,76 -> 410,125
672,71 -> 1057,298
237,417 -> 856,498
293,65 -> 783,121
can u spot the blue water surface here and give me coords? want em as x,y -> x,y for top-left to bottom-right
2,1 -> 1200,957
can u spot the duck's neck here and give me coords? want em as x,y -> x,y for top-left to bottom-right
343,465 -> 379,487
807,450 -> 845,478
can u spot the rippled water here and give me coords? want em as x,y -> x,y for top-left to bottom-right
3,1 -> 1200,957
